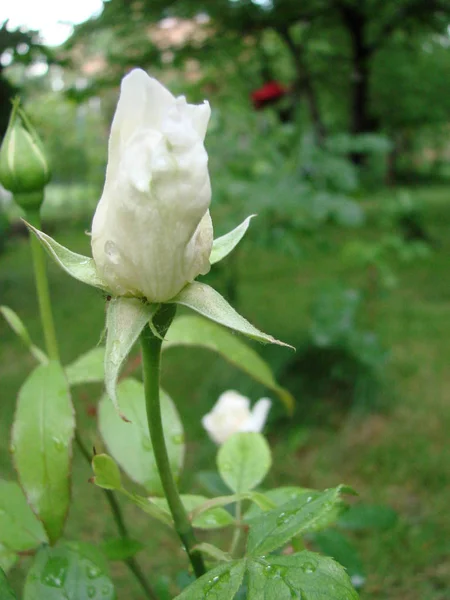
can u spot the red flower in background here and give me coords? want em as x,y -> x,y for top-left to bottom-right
251,80 -> 288,110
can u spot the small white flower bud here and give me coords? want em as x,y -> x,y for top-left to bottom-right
202,390 -> 272,445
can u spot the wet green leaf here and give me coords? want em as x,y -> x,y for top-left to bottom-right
23,542 -> 116,600
11,362 -> 75,544
247,485 -> 351,556
247,551 -> 359,599
244,487 -> 313,520
173,560 -> 246,599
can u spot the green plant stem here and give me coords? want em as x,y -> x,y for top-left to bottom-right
140,305 -> 206,579
25,210 -> 59,361
75,432 -> 158,600
229,499 -> 243,557
25,208 -> 157,600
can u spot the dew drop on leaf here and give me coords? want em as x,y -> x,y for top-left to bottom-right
300,561 -> 317,574
41,556 -> 68,588
86,563 -> 101,579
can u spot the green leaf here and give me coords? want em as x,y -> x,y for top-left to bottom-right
246,551 -> 359,600
98,378 -> 184,495
192,543 -> 231,563
0,480 -> 47,551
210,215 -> 255,265
150,495 -> 235,529
247,485 -> 351,556
312,530 -> 365,581
24,222 -> 108,291
244,487 -> 314,520
65,347 -> 105,386
169,282 -> 293,348
217,433 -> 271,494
121,491 -> 173,526
0,306 -> 47,364
0,545 -> 18,574
90,455 -> 172,526
0,568 -> 17,600
164,316 -> 294,413
105,298 -> 158,420
23,542 -> 116,600
100,538 -> 144,561
91,454 -> 122,490
11,362 -> 75,544
338,503 -> 398,531
174,560 -> 246,600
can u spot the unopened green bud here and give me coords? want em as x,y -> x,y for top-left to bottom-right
0,100 -> 51,211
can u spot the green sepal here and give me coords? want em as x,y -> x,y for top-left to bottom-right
104,298 -> 158,420
24,222 -> 109,291
169,282 -> 293,348
210,215 -> 255,265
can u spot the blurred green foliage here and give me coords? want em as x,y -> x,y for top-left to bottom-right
0,2 -> 449,598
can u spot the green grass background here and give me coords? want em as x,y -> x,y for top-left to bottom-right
0,185 -> 449,599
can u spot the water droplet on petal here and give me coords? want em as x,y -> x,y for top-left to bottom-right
105,241 -> 121,265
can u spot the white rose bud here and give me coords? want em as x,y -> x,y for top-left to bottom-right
91,68 -> 213,302
202,390 -> 272,445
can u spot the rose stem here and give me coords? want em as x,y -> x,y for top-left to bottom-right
26,209 -> 60,362
140,304 -> 206,578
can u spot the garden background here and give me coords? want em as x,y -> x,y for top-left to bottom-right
0,1 -> 449,598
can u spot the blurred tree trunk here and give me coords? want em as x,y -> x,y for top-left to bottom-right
338,4 -> 379,164
0,68 -> 15,140
276,26 -> 327,146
